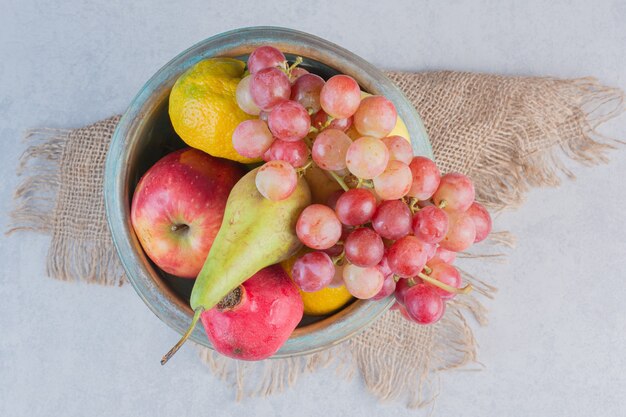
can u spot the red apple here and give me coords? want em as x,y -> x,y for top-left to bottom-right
131,148 -> 245,278
201,265 -> 303,361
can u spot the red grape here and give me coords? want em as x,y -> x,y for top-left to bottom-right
319,74 -> 361,119
394,277 -> 412,305
343,264 -> 384,299
353,95 -> 397,138
268,100 -> 311,142
412,206 -> 449,244
263,139 -> 310,168
425,262 -> 461,300
296,204 -> 342,250
328,263 -> 345,288
381,135 -> 413,164
236,75 -> 261,115
346,136 -> 390,179
255,160 -> 297,201
289,67 -> 309,82
439,211 -> 476,252
377,250 -> 392,277
312,129 -> 352,171
250,67 -> 291,111
335,188 -> 377,226
344,228 -> 385,267
372,274 -> 397,300
373,160 -> 413,200
232,119 -> 274,158
371,200 -> 412,240
432,173 -> 475,212
430,247 -> 457,264
290,73 -> 325,114
292,251 -> 335,292
404,283 -> 445,325
247,46 -> 286,74
329,116 -> 353,131
394,302 -> 413,321
407,156 -> 441,200
326,190 -> 344,210
467,202 -> 492,243
387,235 -> 429,278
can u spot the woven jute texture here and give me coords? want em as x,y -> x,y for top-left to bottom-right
9,71 -> 623,409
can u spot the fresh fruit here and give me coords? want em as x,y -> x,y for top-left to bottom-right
387,236 -> 429,278
296,204 -> 342,250
232,119 -> 274,158
247,46 -> 286,74
291,251 -> 335,292
373,160 -> 412,200
319,74 -> 361,118
250,67 -> 291,111
268,100 -> 311,142
430,247 -> 457,264
353,95 -> 397,138
412,206 -> 449,244
425,262 -> 461,299
432,173 -> 475,212
255,160 -> 298,201
280,253 -> 353,315
382,135 -> 413,164
312,129 -> 352,171
372,274 -> 397,300
291,73 -> 325,114
334,188 -> 377,226
439,211 -> 476,252
403,283 -> 445,325
201,265 -> 303,361
263,139 -> 310,168
344,227 -> 385,267
299,286 -> 353,315
407,156 -> 441,200
343,264 -> 384,299
131,148 -> 245,278
371,200 -> 412,240
345,136 -> 390,179
467,202 -> 492,243
160,167 -> 310,365
169,58 -> 255,163
236,75 -> 261,116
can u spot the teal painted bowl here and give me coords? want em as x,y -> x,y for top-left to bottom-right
104,27 -> 432,358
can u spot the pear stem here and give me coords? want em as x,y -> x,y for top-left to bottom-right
328,171 -> 349,191
161,308 -> 204,365
417,272 -> 472,294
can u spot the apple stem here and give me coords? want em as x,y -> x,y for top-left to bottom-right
417,272 -> 472,294
328,170 -> 349,191
170,224 -> 189,233
160,307 -> 204,365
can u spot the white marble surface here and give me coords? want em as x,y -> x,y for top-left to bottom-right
1,1 -> 626,416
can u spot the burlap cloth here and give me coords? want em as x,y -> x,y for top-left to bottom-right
9,71 -> 623,409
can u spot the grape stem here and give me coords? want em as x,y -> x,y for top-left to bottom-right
328,170 -> 350,191
408,198 -> 420,214
438,199 -> 448,209
423,265 -> 432,275
417,272 -> 472,294
332,251 -> 345,265
296,160 -> 313,175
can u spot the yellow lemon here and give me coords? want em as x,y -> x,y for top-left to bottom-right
169,58 -> 256,163
281,252 -> 353,316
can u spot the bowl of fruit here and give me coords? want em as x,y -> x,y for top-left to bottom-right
105,27 -> 491,362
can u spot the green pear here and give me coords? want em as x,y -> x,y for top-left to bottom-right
190,167 -> 311,311
162,167 -> 311,364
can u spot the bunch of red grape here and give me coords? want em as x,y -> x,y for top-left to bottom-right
232,46 -> 493,326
